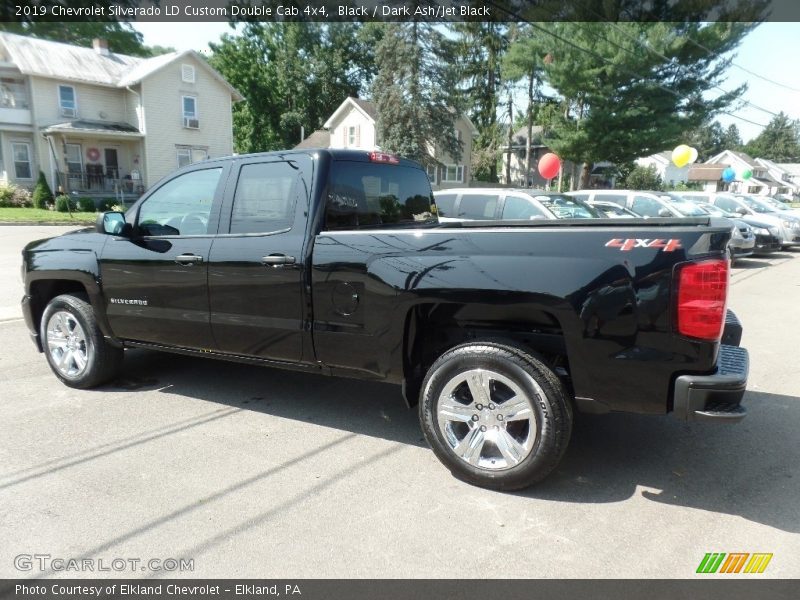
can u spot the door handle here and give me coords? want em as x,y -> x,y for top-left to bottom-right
175,253 -> 204,265
261,254 -> 296,267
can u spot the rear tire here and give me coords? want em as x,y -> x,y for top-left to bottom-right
40,294 -> 123,389
419,342 -> 572,491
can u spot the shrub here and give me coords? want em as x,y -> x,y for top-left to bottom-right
624,164 -> 663,191
76,197 -> 96,212
0,183 -> 33,207
54,195 -> 75,212
98,198 -> 117,211
32,172 -> 54,209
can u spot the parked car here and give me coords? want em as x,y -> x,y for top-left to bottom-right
656,193 -> 756,261
567,190 -> 680,217
587,200 -> 638,218
21,149 -> 748,491
677,198 -> 777,257
753,195 -> 800,216
434,188 -> 601,222
682,192 -> 800,249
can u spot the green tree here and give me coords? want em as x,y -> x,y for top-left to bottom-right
32,171 -> 54,209
372,22 -> 461,166
524,18 -> 761,188
624,164 -> 663,191
743,112 -> 800,161
210,23 -> 372,153
503,24 -> 548,187
451,22 -> 508,181
0,21 -> 154,57
721,124 -> 743,152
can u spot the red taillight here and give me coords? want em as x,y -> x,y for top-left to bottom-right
369,151 -> 399,165
676,259 -> 729,340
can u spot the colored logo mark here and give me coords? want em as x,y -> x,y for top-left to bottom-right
697,552 -> 773,574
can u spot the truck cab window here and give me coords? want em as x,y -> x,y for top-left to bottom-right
502,195 -> 546,220
230,162 -> 298,234
457,193 -> 499,219
137,168 -> 222,236
326,162 -> 435,230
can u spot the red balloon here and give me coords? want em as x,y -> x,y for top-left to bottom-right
538,153 -> 561,180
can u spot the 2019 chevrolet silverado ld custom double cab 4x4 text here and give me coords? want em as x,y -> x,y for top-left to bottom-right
21,150 -> 749,490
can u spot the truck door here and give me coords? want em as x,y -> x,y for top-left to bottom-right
99,165 -> 226,349
207,156 -> 310,363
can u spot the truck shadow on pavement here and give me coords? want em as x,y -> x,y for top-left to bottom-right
106,350 -> 798,534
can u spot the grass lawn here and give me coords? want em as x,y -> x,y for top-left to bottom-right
0,208 -> 98,224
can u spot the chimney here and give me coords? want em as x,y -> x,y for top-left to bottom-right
92,38 -> 109,56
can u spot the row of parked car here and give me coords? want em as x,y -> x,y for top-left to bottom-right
433,187 -> 800,263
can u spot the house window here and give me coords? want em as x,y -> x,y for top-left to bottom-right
182,96 -> 198,128
347,126 -> 356,147
176,146 -> 208,169
426,164 -> 438,184
12,142 -> 32,179
181,64 -> 195,83
58,85 -> 76,117
442,164 -> 464,183
64,143 -> 83,174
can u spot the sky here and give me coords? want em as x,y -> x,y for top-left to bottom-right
131,21 -> 800,143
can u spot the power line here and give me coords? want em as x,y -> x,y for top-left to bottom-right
483,1 -> 768,129
569,3 -> 782,118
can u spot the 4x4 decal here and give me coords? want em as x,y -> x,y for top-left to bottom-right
605,238 -> 682,252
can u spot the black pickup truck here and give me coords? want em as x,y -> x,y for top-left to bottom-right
21,149 -> 749,490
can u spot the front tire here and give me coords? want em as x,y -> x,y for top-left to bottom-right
419,342 -> 573,491
40,294 -> 123,389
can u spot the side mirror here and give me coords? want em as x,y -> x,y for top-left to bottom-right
736,206 -> 748,215
96,211 -> 131,237
658,208 -> 672,217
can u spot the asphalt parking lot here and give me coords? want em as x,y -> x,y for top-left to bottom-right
0,225 -> 798,578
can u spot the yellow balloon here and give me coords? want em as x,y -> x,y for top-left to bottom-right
688,147 -> 699,164
672,144 -> 691,168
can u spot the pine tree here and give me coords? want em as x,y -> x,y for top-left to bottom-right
32,171 -> 54,210
372,22 -> 461,166
744,113 -> 800,161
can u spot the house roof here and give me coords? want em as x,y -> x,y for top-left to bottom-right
323,96 -> 478,135
42,119 -> 143,137
777,163 -> 800,177
688,163 -> 728,181
294,129 -> 330,149
0,32 -> 242,100
708,149 -> 758,168
504,126 -> 546,150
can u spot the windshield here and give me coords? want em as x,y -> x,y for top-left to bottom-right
668,200 -> 707,217
532,193 -> 601,219
737,195 -> 775,214
695,203 -> 733,218
759,196 -> 790,211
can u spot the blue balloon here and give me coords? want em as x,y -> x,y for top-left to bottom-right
722,167 -> 736,183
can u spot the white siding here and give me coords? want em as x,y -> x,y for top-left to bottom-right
329,106 -> 376,150
140,54 -> 233,187
29,76 -> 128,125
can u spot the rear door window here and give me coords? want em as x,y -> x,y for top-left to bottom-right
631,195 -> 666,217
457,193 -> 499,219
434,193 -> 457,217
325,162 -> 434,230
229,161 -> 298,234
501,195 -> 547,220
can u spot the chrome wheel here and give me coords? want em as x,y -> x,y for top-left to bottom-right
46,311 -> 89,378
436,368 -> 538,471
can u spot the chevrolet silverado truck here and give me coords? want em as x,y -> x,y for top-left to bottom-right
21,149 -> 749,490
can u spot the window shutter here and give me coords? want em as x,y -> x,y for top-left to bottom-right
356,125 -> 361,147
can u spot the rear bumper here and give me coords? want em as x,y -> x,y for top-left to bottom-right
672,344 -> 749,422
673,310 -> 748,423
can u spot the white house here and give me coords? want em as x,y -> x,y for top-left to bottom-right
0,32 -> 241,202
706,150 -> 785,196
635,151 -> 688,186
296,96 -> 478,190
754,158 -> 799,198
